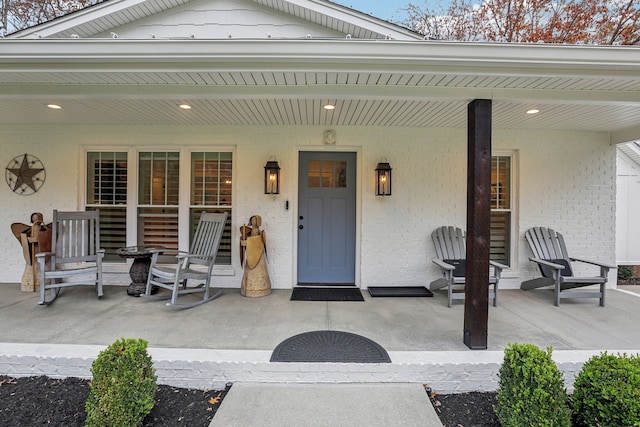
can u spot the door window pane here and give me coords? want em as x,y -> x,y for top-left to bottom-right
335,161 -> 347,188
308,160 -> 346,188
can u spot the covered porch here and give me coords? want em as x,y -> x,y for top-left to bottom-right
1,283 -> 639,393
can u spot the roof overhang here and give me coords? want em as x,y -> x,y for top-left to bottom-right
1,39 -> 639,142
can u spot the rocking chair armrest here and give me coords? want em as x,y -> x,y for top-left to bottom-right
151,249 -> 188,258
569,257 -> 616,269
35,251 -> 54,258
432,258 -> 455,271
529,257 -> 566,271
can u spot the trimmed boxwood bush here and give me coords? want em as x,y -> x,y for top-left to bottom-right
85,338 -> 157,427
572,352 -> 640,427
618,265 -> 633,280
495,343 -> 571,427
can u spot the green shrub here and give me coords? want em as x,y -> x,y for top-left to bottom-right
618,265 -> 634,280
572,352 -> 640,427
85,338 -> 157,427
495,343 -> 571,427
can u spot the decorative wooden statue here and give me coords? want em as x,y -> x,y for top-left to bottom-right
239,215 -> 271,297
10,212 -> 52,292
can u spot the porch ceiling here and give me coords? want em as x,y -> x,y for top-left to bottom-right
1,40 -> 639,140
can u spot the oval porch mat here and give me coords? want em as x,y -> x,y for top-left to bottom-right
270,330 -> 391,363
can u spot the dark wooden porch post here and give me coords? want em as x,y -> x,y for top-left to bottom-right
464,99 -> 492,350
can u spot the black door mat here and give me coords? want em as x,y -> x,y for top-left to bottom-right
297,283 -> 355,287
270,330 -> 391,363
367,286 -> 434,297
291,287 -> 364,302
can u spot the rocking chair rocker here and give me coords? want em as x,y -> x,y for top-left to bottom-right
35,210 -> 104,305
144,211 -> 227,309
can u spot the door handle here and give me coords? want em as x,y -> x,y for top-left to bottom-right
299,225 -> 304,229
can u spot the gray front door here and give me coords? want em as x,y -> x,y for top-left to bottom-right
297,151 -> 356,285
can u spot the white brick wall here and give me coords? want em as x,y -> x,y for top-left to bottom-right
0,343 -> 615,393
0,124 -> 616,289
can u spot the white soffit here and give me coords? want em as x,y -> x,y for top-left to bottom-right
0,40 -> 639,132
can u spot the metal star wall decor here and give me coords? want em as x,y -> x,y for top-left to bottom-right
5,154 -> 46,195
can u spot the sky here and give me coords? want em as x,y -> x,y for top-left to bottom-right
332,0 -> 451,23
333,1 -> 410,21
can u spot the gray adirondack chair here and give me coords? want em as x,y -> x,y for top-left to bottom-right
145,211 -> 227,309
430,226 -> 507,307
522,227 -> 614,306
35,210 -> 104,305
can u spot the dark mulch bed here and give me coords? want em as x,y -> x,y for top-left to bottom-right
428,389 -> 500,426
0,375 -> 230,427
0,375 -> 498,426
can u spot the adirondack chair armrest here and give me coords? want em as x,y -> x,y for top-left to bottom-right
489,260 -> 508,278
432,258 -> 455,271
569,257 -> 614,278
569,257 -> 615,269
489,260 -> 509,271
529,257 -> 566,270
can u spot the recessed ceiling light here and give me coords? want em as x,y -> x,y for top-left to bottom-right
179,104 -> 192,110
526,109 -> 540,115
323,103 -> 335,110
47,104 -> 62,110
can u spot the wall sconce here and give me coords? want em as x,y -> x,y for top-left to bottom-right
375,159 -> 392,196
264,159 -> 280,195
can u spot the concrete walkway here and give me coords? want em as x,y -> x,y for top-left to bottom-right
210,383 -> 441,427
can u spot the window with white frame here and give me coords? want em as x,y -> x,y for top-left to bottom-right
189,152 -> 232,264
137,151 -> 180,251
491,154 -> 513,266
86,151 -> 128,261
86,149 -> 233,265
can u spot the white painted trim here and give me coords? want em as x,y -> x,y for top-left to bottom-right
3,40 -> 639,76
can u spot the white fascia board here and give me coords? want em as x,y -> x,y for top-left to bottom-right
2,39 -> 639,76
280,0 -> 421,40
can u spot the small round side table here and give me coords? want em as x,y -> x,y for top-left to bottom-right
118,245 -> 162,297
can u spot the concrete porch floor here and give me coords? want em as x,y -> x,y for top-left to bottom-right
1,283 -> 639,393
